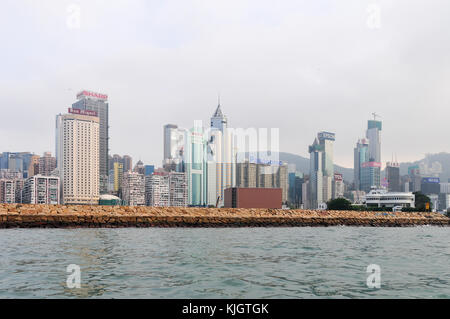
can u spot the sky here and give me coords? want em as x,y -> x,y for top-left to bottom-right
1,0 -> 449,169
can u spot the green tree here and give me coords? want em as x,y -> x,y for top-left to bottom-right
413,192 -> 432,211
327,198 -> 352,210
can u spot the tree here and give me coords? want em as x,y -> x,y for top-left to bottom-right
413,192 -> 432,211
327,198 -> 352,210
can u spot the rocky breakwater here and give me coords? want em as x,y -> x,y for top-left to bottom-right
0,204 -> 449,228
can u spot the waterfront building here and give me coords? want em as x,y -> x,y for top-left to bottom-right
0,179 -> 17,203
39,152 -> 57,176
98,194 -> 122,206
364,189 -> 415,208
122,171 -> 145,206
408,165 -> 422,192
386,161 -> 401,192
22,175 -> 60,205
145,173 -> 170,207
56,113 -> 100,205
71,90 -> 109,194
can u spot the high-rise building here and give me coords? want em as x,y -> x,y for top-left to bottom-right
0,179 -> 17,203
366,119 -> 382,162
309,132 -> 335,208
39,152 -> 57,176
56,113 -> 100,205
360,162 -> 381,193
332,173 -> 344,199
133,160 -> 145,175
144,165 -> 155,176
122,155 -> 133,172
353,138 -> 369,190
308,137 -> 323,209
71,90 -> 109,194
122,171 -> 145,206
408,165 -> 422,192
28,155 -> 40,177
113,162 -> 124,195
22,175 -> 60,205
145,173 -> 170,207
186,121 -> 207,206
421,177 -> 440,195
168,172 -> 188,207
386,162 -> 401,192
163,124 -> 185,171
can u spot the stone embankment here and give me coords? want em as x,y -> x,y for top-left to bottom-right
0,204 -> 448,228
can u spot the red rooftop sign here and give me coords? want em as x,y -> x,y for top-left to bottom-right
77,90 -> 108,101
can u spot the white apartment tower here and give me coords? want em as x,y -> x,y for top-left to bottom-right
56,113 -> 100,205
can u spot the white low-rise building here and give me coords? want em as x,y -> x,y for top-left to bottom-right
364,188 -> 415,208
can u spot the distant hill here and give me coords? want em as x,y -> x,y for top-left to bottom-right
278,152 -> 450,183
278,152 -> 354,181
239,152 -> 450,183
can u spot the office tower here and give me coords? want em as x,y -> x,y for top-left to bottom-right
207,102 -> 236,207
145,173 -> 170,207
360,162 -> 381,193
71,90 -> 109,194
113,162 -> 124,195
56,113 -> 99,205
39,152 -> 57,176
386,162 -> 401,192
133,160 -> 145,175
122,155 -> 133,172
28,155 -> 40,177
22,175 -> 60,205
353,138 -> 369,190
332,173 -> 344,199
163,124 -> 185,171
302,177 -> 310,209
366,119 -> 382,162
186,121 -> 207,206
308,137 -> 323,208
317,132 -> 335,203
122,171 -> 145,206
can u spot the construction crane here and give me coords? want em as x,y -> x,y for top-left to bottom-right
372,112 -> 381,120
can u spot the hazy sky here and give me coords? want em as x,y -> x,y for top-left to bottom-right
1,0 -> 449,168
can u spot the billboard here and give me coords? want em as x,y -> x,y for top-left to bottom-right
76,90 -> 108,101
422,177 -> 440,184
68,108 -> 98,117
362,161 -> 381,168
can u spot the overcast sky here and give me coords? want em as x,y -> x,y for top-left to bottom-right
1,0 -> 449,169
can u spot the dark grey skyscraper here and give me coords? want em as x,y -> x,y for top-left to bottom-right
72,90 -> 109,194
386,162 -> 401,192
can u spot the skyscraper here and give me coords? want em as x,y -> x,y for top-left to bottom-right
163,124 -> 185,171
186,121 -> 207,206
353,138 -> 369,190
308,137 -> 323,209
71,90 -> 109,194
39,152 -> 57,176
318,132 -> 335,202
386,161 -> 401,192
366,119 -> 382,162
56,113 -> 99,205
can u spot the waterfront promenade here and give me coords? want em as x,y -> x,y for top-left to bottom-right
0,204 -> 449,228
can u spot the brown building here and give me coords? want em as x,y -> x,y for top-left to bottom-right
224,187 -> 282,209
